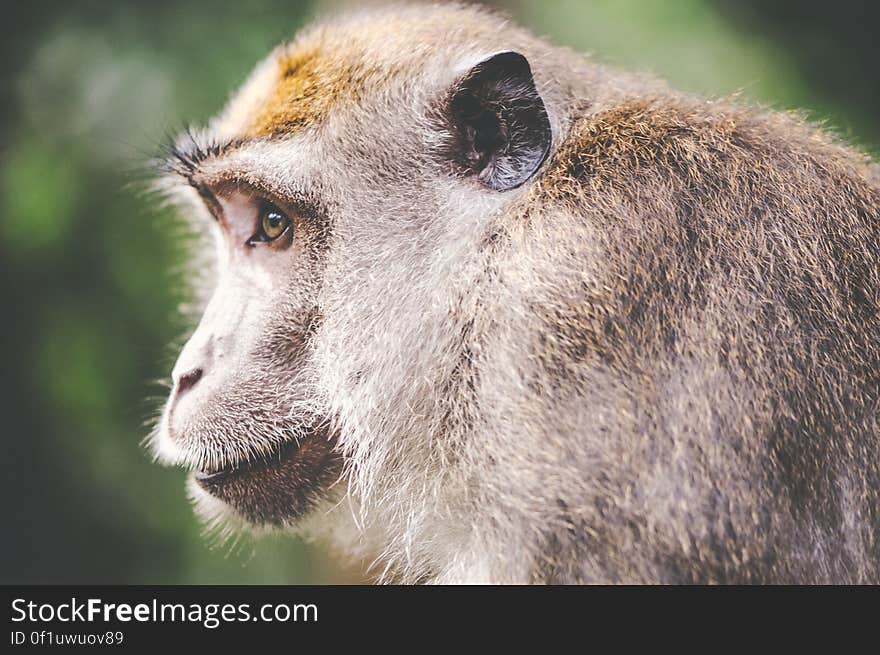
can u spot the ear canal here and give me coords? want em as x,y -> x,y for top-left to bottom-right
448,51 -> 552,191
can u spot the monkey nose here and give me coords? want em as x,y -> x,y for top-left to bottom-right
174,367 -> 204,397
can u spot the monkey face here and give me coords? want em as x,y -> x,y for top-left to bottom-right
153,186 -> 342,527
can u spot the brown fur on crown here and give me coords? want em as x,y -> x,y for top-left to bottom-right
244,42 -> 398,137
239,5 -> 514,137
243,45 -> 352,137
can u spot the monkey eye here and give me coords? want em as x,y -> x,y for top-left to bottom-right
248,200 -> 291,245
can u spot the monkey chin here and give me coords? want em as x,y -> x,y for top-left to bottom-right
186,428 -> 343,530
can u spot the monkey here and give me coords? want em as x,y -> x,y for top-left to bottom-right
151,3 -> 880,584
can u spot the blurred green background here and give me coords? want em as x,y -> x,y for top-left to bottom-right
1,0 -> 877,583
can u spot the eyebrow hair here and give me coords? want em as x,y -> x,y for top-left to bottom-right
158,129 -> 329,231
161,128 -> 233,183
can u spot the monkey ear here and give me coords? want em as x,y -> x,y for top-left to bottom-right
446,51 -> 552,191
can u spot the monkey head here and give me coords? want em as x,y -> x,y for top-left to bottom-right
151,6 -> 555,533
149,5 -> 880,584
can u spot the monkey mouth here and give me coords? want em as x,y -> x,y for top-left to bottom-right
193,439 -> 302,483
191,427 -> 341,526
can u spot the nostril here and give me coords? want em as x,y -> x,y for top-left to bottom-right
175,368 -> 203,396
